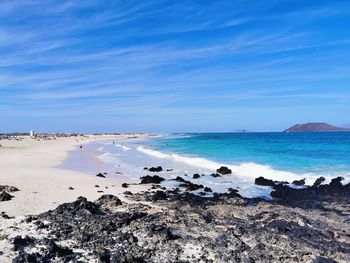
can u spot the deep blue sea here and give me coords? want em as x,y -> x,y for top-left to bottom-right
93,132 -> 350,198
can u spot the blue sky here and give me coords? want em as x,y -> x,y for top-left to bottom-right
0,0 -> 349,133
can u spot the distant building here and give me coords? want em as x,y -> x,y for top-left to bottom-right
30,130 -> 35,137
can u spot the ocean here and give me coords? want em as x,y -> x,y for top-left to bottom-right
93,132 -> 350,198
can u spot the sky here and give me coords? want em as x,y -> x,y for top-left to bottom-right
0,0 -> 350,133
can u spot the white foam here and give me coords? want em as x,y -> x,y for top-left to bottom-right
97,152 -> 119,164
136,146 -> 226,170
96,146 -> 104,152
115,144 -> 131,151
136,146 -> 349,184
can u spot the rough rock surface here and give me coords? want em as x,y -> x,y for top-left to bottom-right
7,182 -> 350,263
140,175 -> 165,184
216,166 -> 232,175
0,191 -> 14,201
148,166 -> 163,172
0,185 -> 20,193
96,172 -> 106,178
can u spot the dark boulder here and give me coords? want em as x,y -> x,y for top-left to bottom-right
313,177 -> 326,187
95,195 -> 122,207
216,166 -> 232,175
0,185 -> 19,192
122,183 -> 128,188
255,177 -> 276,187
148,166 -> 163,172
210,173 -> 221,178
329,177 -> 344,189
0,191 -> 13,201
1,212 -> 11,219
204,187 -> 212,192
179,182 -> 204,191
292,179 -> 305,186
44,196 -> 103,216
13,235 -> 34,251
96,173 -> 106,178
140,175 -> 165,184
193,173 -> 200,179
173,176 -> 187,182
152,191 -> 167,201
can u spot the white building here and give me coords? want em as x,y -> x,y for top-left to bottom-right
30,130 -> 35,137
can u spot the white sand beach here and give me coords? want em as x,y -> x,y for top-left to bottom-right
0,134 -> 148,217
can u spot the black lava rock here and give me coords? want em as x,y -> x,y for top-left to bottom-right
173,176 -> 187,182
0,185 -> 19,192
292,179 -> 305,186
96,173 -> 106,178
0,191 -> 14,201
152,191 -> 167,201
313,177 -> 326,187
148,166 -> 163,172
216,166 -> 232,175
193,174 -> 200,179
13,235 -> 34,251
140,175 -> 165,184
255,177 -> 276,187
204,187 -> 212,192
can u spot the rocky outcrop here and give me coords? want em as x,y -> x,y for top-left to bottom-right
0,191 -> 13,201
0,185 -> 19,192
96,172 -> 106,178
216,166 -> 232,175
140,175 -> 165,184
270,176 -> 350,209
255,176 -> 276,187
192,173 -> 200,179
148,166 -> 163,172
8,187 -> 349,263
292,179 -> 305,186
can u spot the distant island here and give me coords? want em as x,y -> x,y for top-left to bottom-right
284,122 -> 350,132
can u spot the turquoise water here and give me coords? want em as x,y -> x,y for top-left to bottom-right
89,132 -> 350,198
152,132 -> 350,177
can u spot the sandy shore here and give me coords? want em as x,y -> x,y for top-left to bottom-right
0,134 -> 148,217
1,135 -> 349,262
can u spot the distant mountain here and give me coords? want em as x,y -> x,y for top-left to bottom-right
284,122 -> 350,132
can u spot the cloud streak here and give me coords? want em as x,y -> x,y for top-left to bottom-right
0,0 -> 350,132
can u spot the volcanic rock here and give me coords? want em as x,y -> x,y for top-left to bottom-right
255,177 -> 276,187
96,173 -> 106,178
0,191 -> 14,201
148,166 -> 163,172
216,166 -> 232,175
0,185 -> 19,192
140,175 -> 165,184
292,179 -> 305,186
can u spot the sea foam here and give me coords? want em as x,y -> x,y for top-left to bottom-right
136,146 -> 335,185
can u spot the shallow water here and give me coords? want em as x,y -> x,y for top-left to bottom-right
63,133 -> 350,198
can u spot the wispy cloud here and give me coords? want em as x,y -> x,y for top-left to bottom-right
0,0 -> 349,131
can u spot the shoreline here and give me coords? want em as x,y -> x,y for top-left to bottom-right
0,134 -> 151,217
1,134 -> 350,262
